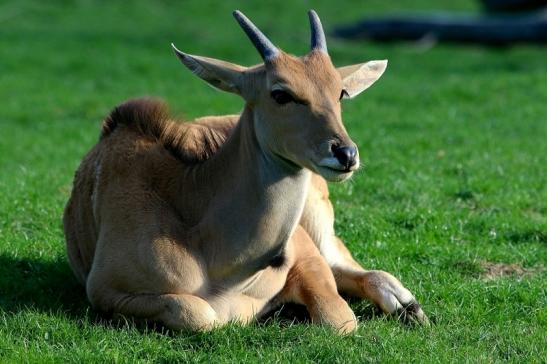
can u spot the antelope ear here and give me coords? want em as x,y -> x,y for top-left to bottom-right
337,60 -> 388,99
172,43 -> 246,94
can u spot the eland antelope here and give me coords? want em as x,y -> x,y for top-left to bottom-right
63,10 -> 428,334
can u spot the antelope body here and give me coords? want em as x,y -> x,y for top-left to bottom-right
64,10 -> 428,333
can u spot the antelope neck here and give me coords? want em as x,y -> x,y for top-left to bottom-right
184,106 -> 311,281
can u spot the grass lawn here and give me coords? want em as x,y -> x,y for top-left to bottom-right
0,0 -> 545,362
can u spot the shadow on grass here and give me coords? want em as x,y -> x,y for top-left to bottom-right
259,297 -> 385,327
259,302 -> 311,325
0,253 -> 88,317
0,253 -> 398,332
505,229 -> 547,244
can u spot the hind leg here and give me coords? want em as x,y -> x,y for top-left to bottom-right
85,244 -> 220,331
88,282 -> 219,331
86,280 -> 220,331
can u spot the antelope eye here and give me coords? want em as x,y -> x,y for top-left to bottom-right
271,90 -> 294,105
339,89 -> 349,100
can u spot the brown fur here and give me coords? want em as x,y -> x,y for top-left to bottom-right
101,98 -> 237,163
64,12 -> 428,334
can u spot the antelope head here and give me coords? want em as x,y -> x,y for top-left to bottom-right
172,10 -> 387,182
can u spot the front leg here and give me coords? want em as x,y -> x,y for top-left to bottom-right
277,227 -> 357,334
301,174 -> 429,325
328,237 -> 429,325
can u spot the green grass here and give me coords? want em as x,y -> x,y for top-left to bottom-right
1,0 -> 546,362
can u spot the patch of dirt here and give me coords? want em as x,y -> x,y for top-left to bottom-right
478,261 -> 544,281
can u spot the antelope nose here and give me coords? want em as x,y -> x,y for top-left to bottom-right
332,145 -> 357,170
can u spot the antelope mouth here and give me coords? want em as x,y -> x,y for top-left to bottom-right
313,164 -> 355,182
312,156 -> 359,182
